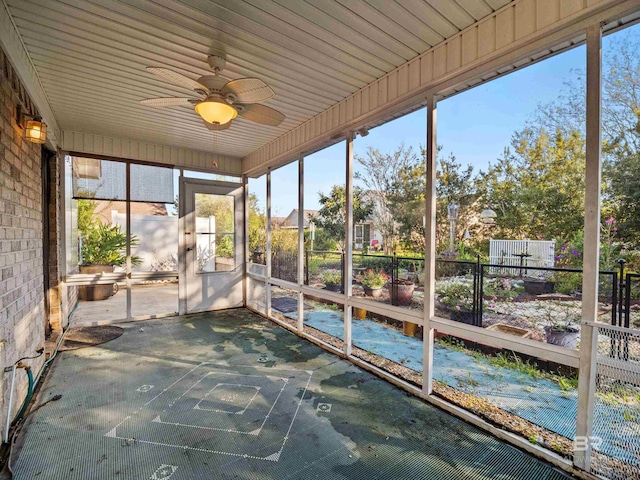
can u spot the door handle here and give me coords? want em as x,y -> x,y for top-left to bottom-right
186,247 -> 193,252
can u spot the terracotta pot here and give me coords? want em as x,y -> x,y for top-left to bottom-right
391,281 -> 415,306
78,264 -> 117,301
363,286 -> 383,298
354,307 -> 367,320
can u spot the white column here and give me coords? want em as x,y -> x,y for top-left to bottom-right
266,169 -> 272,317
423,96 -> 437,395
125,162 -> 131,320
178,175 -> 187,315
242,175 -> 249,306
344,133 -> 354,356
297,157 -> 305,332
574,23 -> 602,472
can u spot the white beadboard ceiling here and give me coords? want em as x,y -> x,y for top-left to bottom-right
5,0 -> 511,158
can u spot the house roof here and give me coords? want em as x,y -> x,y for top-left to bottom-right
271,209 -> 318,228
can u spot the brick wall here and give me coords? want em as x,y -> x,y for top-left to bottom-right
0,47 -> 46,434
47,154 -> 65,331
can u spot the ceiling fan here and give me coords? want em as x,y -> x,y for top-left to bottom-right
140,56 -> 285,131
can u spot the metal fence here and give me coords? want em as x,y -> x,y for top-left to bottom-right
591,322 -> 640,479
305,250 -> 425,306
299,251 -> 640,331
272,247 -> 297,283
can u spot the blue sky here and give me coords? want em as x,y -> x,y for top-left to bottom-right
251,24 -> 634,215
264,45 -> 587,215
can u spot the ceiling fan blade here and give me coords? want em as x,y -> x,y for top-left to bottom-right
140,97 -> 195,107
222,78 -> 275,103
146,67 -> 208,92
237,104 -> 285,127
204,119 -> 233,131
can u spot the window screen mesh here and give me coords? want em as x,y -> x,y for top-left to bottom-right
72,158 -> 125,200
130,164 -> 174,203
72,158 -> 174,203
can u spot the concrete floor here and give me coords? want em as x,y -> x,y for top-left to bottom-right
72,283 -> 178,326
13,310 -> 572,479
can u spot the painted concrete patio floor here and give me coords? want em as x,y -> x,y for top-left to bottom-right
286,308 -> 639,466
72,283 -> 179,326
12,310 -> 571,480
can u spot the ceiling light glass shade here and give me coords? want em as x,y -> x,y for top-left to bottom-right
24,119 -> 46,144
195,99 -> 237,125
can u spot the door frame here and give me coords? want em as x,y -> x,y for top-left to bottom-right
178,177 -> 245,315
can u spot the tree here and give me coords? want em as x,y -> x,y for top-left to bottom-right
247,193 -> 266,254
387,150 -> 426,252
533,31 -> 640,243
478,128 -> 586,243
384,147 -> 480,253
435,152 -> 479,250
315,185 -> 373,249
355,145 -> 418,253
605,152 -> 640,242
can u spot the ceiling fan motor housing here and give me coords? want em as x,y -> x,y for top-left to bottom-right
197,75 -> 227,92
207,55 -> 227,72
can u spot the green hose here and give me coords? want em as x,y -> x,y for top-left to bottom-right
10,301 -> 77,430
14,368 -> 34,424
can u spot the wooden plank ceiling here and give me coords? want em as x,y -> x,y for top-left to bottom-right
6,0 -> 511,158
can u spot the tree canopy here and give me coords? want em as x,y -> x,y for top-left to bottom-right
315,185 -> 373,249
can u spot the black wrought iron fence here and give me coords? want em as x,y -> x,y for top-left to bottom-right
272,247 -> 297,283
299,250 -> 636,331
305,250 -> 427,306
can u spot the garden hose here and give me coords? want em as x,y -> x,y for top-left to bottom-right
14,368 -> 34,425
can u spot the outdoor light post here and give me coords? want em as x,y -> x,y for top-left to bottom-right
309,221 -> 315,251
480,206 -> 497,226
447,203 -> 459,254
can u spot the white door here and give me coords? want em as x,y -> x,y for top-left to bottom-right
179,179 -> 244,314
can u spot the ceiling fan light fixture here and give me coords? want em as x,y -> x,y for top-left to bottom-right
195,98 -> 237,125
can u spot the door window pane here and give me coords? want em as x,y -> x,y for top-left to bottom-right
195,193 -> 234,273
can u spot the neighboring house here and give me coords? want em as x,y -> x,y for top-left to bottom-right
274,206 -> 383,251
354,221 -> 383,250
356,191 -> 385,250
271,209 -> 318,229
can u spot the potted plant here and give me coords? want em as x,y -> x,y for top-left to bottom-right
389,278 -> 415,306
536,301 -> 581,349
359,269 -> 388,298
321,270 -> 343,292
435,278 -> 476,324
79,222 -> 141,301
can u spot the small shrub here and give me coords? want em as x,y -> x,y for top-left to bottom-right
321,271 -> 342,285
435,277 -> 474,311
553,272 -> 582,295
359,269 -> 389,288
